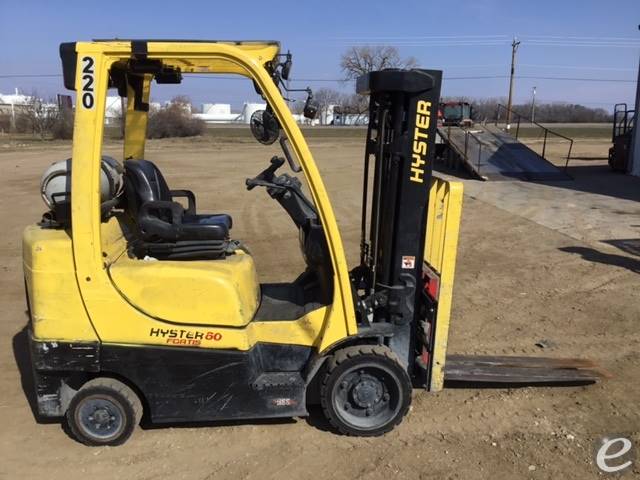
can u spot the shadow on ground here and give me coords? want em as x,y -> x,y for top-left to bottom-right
560,246 -> 640,274
601,238 -> 640,257
439,149 -> 640,205
12,325 -> 57,423
434,162 -> 477,180
554,164 -> 640,202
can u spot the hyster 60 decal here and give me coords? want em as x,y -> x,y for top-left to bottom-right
149,327 -> 222,346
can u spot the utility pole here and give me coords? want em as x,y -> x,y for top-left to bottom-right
531,86 -> 537,123
506,37 -> 521,130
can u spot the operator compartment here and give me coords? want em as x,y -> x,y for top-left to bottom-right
103,158 -> 261,328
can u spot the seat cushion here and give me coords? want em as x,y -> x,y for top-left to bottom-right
139,215 -> 229,242
183,213 -> 233,230
125,159 -> 234,246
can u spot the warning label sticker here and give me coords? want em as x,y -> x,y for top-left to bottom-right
401,256 -> 416,269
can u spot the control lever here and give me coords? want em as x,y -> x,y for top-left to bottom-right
246,156 -> 285,190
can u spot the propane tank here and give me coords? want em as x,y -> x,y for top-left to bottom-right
40,156 -> 123,208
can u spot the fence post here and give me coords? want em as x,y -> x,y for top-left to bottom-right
542,129 -> 548,159
516,116 -> 520,139
465,131 -> 469,159
564,139 -> 574,171
478,142 -> 482,174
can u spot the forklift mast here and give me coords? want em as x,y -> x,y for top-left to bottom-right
355,69 -> 443,373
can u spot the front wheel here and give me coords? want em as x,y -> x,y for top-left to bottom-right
320,345 -> 412,436
65,377 -> 142,446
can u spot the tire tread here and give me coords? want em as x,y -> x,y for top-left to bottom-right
320,345 -> 411,437
65,377 -> 142,446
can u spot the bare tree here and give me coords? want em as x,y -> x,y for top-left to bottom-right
21,92 -> 59,138
340,93 -> 369,116
311,88 -> 343,123
340,46 -> 417,80
339,46 -> 417,122
314,88 -> 343,110
441,96 -> 613,123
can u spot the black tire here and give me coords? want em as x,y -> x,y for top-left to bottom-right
65,377 -> 142,446
320,345 -> 412,436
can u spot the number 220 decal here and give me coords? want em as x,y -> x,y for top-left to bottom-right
81,56 -> 95,109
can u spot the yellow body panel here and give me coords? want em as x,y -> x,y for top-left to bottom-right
124,76 -> 151,159
424,177 -> 464,391
109,252 -> 260,327
22,225 -> 97,342
100,217 -> 128,262
61,41 -> 356,351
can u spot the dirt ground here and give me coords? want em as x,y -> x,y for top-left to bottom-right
1,128 -> 639,479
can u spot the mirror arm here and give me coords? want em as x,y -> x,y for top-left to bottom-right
279,82 -> 312,95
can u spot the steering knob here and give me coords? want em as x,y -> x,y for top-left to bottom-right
246,156 -> 286,191
270,156 -> 285,168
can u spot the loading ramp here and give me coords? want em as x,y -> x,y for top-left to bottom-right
437,123 -> 572,181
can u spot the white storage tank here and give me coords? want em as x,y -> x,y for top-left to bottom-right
241,103 -> 267,124
202,103 -> 232,115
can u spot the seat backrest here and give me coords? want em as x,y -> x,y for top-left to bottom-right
123,159 -> 172,216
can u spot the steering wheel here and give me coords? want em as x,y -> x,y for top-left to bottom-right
245,156 -> 286,191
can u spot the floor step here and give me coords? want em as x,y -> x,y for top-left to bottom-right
252,372 -> 305,391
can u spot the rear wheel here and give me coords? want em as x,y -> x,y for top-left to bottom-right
320,345 -> 411,436
65,377 -> 142,446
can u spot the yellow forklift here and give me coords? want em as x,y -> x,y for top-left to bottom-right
23,40 -> 600,446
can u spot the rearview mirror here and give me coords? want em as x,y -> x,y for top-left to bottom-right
282,58 -> 292,81
281,53 -> 292,80
250,109 -> 280,145
303,93 -> 319,120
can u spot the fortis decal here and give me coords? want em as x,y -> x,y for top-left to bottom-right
410,100 -> 432,184
149,327 -> 223,346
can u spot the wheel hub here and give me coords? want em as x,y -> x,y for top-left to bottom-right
326,349 -> 410,434
90,407 -> 114,428
77,396 -> 124,439
351,375 -> 383,408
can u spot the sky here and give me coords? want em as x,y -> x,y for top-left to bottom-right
1,0 -> 638,111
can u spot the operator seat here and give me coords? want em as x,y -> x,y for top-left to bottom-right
123,159 -> 234,260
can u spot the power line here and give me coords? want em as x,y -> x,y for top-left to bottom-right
1,73 -> 636,83
333,35 -> 640,48
0,74 -> 62,78
516,75 -> 636,83
335,34 -> 637,42
521,35 -> 640,41
332,35 -> 509,40
522,39 -> 640,48
293,75 -> 638,83
519,63 -> 636,72
341,41 -> 509,47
